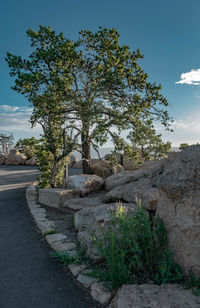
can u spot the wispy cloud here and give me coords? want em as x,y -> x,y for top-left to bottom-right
0,104 -> 42,141
176,69 -> 200,85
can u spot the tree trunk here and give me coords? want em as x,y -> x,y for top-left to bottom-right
81,130 -> 92,174
50,159 -> 57,188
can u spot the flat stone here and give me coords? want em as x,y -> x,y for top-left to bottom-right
68,264 -> 86,277
91,282 -> 112,305
109,284 -> 200,308
45,233 -> 67,244
77,273 -> 99,288
39,188 -> 80,208
36,220 -> 55,233
50,241 -> 76,252
63,196 -> 104,211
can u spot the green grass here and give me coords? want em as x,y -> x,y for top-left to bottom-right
42,229 -> 56,236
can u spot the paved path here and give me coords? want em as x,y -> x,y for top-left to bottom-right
0,166 -> 96,308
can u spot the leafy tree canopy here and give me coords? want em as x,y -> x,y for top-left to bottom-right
6,25 -> 172,179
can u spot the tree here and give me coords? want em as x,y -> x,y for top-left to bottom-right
15,137 -> 40,159
128,122 -> 171,160
179,143 -> 189,151
6,26 -> 172,176
0,133 -> 14,155
6,26 -> 80,187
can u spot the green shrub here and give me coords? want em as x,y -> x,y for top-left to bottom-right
93,203 -> 183,289
184,271 -> 200,296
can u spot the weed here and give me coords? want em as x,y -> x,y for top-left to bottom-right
52,246 -> 90,267
93,203 -> 183,289
184,271 -> 200,296
43,229 -> 56,236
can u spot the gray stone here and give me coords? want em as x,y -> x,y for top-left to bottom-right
91,282 -> 112,305
45,233 -> 67,244
109,284 -> 200,308
77,273 -> 99,288
36,220 -> 55,233
39,188 -> 80,208
92,160 -> 124,179
50,241 -> 76,252
68,264 -> 86,277
64,174 -> 104,196
105,159 -> 167,192
106,178 -> 160,211
155,145 -> 200,276
63,196 -> 105,211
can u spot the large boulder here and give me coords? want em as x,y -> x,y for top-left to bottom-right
26,156 -> 37,166
64,174 -> 104,196
74,203 -> 134,261
155,145 -> 200,276
92,160 -> 124,179
39,188 -> 80,208
0,154 -> 6,165
109,284 -> 200,308
63,193 -> 105,211
105,159 -> 167,192
5,149 -> 27,165
106,178 -> 160,211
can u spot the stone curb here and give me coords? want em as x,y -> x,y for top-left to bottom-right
26,183 -> 112,306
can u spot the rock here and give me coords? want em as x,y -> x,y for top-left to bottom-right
50,241 -> 76,252
0,154 -> 6,165
155,145 -> 200,276
68,264 -> 86,277
63,195 -> 105,211
105,159 -> 167,191
45,233 -> 67,244
92,160 -> 124,179
91,282 -> 112,305
106,178 -> 160,211
109,284 -> 200,308
68,155 -> 78,168
73,159 -> 99,168
36,220 -> 56,233
74,203 -> 134,261
64,174 -> 104,196
5,149 -> 27,165
39,188 -> 80,208
26,156 -> 37,166
167,151 -> 177,160
77,273 -> 99,288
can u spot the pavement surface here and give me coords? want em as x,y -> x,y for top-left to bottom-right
0,165 -> 97,308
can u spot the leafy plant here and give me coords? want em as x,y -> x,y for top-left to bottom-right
94,203 -> 183,289
42,229 -> 56,236
184,271 -> 200,296
52,246 -> 90,267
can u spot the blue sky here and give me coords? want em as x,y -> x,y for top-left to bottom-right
1,0 -> 200,146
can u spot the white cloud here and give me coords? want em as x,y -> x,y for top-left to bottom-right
176,69 -> 200,85
157,113 -> 200,147
0,104 -> 42,141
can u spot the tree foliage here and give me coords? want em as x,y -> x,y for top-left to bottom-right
128,122 -> 171,160
6,25 -> 172,181
15,137 -> 40,159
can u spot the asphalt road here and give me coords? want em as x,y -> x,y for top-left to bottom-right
0,166 -> 97,308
